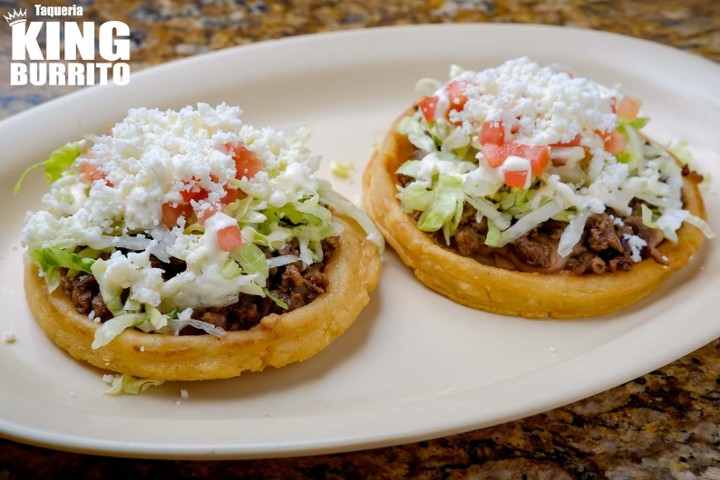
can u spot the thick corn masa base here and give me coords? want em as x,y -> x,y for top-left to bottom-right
25,214 -> 382,381
363,113 -> 708,319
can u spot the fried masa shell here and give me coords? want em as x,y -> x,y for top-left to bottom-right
363,113 -> 708,319
25,213 -> 381,381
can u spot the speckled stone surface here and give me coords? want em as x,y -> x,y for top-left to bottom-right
1,0 -> 719,119
1,1 -> 719,478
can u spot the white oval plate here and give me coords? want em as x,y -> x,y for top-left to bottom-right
0,24 -> 718,460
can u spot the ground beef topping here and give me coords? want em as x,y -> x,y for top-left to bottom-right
398,173 -> 666,275
60,236 -> 339,333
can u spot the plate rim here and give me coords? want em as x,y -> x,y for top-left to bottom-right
1,23 -> 718,459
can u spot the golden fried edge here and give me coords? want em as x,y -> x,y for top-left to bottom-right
25,213 -> 382,381
363,113 -> 707,319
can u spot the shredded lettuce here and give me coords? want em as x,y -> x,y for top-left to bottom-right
30,246 -> 95,273
666,140 -> 713,191
293,194 -> 333,225
330,160 -> 354,179
393,66 -> 715,257
557,210 -> 589,257
266,254 -> 300,268
231,243 -> 269,282
415,175 -> 464,237
77,246 -> 103,260
92,313 -> 147,349
397,181 -> 435,213
319,188 -> 385,250
396,160 -> 423,178
641,204 -> 659,228
465,196 -> 512,230
219,259 -> 243,279
684,213 -> 716,239
263,288 -> 288,309
21,105 -> 377,354
617,122 -> 645,173
14,142 -> 83,193
627,117 -> 649,130
496,198 -> 566,246
161,317 -> 225,337
398,115 -> 437,152
667,140 -> 694,166
147,305 -> 168,330
29,245 -> 96,292
90,260 -> 124,316
104,373 -> 164,395
258,195 -> 337,248
484,220 -> 501,247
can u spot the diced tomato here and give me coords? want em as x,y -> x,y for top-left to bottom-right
196,204 -> 220,226
503,170 -> 529,189
161,203 -> 178,227
482,142 -> 549,175
78,162 -> 112,186
522,145 -> 550,175
180,177 -> 209,203
222,185 -> 237,204
551,133 -> 582,147
479,120 -> 505,145
482,143 -> 504,168
616,96 -> 641,121
180,189 -> 207,203
217,224 -> 243,252
446,81 -> 468,112
482,143 -> 524,168
226,142 -> 263,180
415,96 -> 438,122
161,202 -> 193,228
599,130 -> 627,155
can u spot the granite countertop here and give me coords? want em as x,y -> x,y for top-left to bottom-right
1,0 -> 719,478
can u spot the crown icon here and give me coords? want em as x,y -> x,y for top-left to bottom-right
4,8 -> 27,26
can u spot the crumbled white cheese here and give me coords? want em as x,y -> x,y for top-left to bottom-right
439,57 -> 618,146
180,389 -> 189,399
656,208 -> 690,243
92,250 -> 165,307
21,103 -> 338,319
23,104 -> 243,249
399,58 -> 715,255
624,233 -> 648,262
